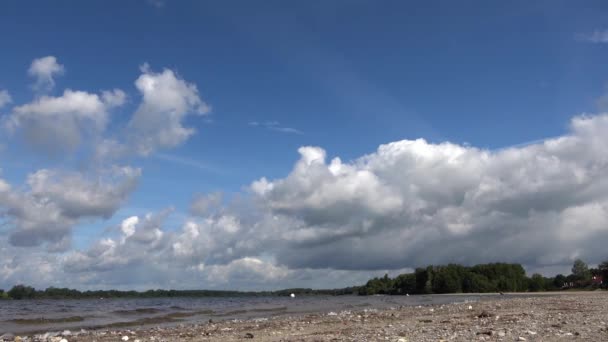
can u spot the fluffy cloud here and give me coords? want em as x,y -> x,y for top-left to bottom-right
127,64 -> 210,156
3,55 -> 608,293
51,114 -> 608,290
60,209 -> 396,290
201,257 -> 291,287
0,90 -> 11,109
0,167 -> 141,250
101,88 -> 127,108
0,240 -> 65,288
190,192 -> 223,216
247,114 -> 608,271
28,56 -> 65,91
64,210 -> 167,273
7,59 -> 205,158
4,89 -> 124,153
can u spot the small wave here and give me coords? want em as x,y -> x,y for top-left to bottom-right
249,306 -> 287,313
112,308 -> 163,315
165,312 -> 196,319
194,309 -> 214,315
8,316 -> 85,324
213,309 -> 249,317
100,315 -> 182,329
355,303 -> 372,307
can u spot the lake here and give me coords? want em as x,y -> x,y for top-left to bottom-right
0,294 -> 508,335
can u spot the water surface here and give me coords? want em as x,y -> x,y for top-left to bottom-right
0,294 -> 513,334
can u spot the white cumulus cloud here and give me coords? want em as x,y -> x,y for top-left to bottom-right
0,166 -> 141,250
28,56 -> 65,92
127,64 -> 211,156
0,90 -> 12,109
4,89 -> 120,154
52,113 -> 608,289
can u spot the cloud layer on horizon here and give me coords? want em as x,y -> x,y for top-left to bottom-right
38,114 -> 608,290
1,56 -> 608,291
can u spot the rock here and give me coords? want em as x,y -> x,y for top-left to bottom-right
497,331 -> 506,337
244,333 -> 254,338
62,330 -> 71,336
121,336 -> 129,341
477,311 -> 492,318
59,339 -> 68,342
476,331 -> 493,336
468,305 -> 473,310
0,333 -> 14,341
527,330 -> 537,335
517,337 -> 526,341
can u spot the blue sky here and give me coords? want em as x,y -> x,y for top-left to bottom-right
1,1 -> 608,290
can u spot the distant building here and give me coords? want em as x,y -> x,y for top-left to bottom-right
591,275 -> 603,286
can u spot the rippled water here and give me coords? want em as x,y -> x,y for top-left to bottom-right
0,294 -> 503,334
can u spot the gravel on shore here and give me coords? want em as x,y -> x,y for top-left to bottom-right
3,292 -> 607,342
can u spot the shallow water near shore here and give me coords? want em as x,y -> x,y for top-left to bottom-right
0,293 -> 531,335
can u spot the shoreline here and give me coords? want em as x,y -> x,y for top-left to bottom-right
3,291 -> 607,341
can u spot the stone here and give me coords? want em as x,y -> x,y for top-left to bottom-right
122,336 -> 129,341
0,333 -> 14,341
244,333 -> 254,338
517,337 -> 526,341
476,330 -> 493,336
477,311 -> 492,318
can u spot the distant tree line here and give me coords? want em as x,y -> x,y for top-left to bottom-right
358,259 -> 608,295
0,285 -> 358,300
1,259 -> 606,300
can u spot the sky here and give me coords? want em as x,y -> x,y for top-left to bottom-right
1,0 -> 608,291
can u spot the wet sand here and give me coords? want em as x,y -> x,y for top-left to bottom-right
9,292 -> 608,341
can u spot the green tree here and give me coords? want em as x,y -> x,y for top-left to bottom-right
571,259 -> 591,282
394,273 -> 416,294
360,274 -> 394,295
8,285 -> 36,300
462,272 -> 495,293
553,274 -> 566,288
528,273 -> 545,292
432,265 -> 464,293
415,267 -> 434,294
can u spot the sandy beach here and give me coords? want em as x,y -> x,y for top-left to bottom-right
5,292 -> 606,342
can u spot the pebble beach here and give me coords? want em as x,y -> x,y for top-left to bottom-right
2,292 -> 606,341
